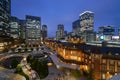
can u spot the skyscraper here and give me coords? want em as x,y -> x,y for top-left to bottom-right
0,0 -> 11,35
72,19 -> 80,36
98,25 -> 115,41
19,19 -> 26,40
56,24 -> 65,40
79,11 -> 94,42
80,11 -> 94,32
118,28 -> 120,37
9,16 -> 19,38
26,15 -> 41,44
98,26 -> 114,35
42,24 -> 47,43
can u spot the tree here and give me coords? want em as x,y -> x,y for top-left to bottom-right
73,69 -> 81,78
41,47 -> 44,50
11,59 -> 19,68
15,64 -> 22,73
2,47 -> 9,53
28,56 -> 49,79
27,55 -> 32,63
87,69 -> 94,80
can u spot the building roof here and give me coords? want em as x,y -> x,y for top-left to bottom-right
102,55 -> 120,60
110,73 -> 120,80
46,40 -> 120,55
79,11 -> 94,16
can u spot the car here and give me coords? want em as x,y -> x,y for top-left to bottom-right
14,49 -> 18,53
27,49 -> 31,52
21,49 -> 25,53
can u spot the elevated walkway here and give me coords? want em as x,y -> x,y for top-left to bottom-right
50,54 -> 80,70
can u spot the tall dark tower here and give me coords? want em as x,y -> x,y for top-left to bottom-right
0,0 -> 11,35
42,25 -> 47,43
56,24 -> 64,40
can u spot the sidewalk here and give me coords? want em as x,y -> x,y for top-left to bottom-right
0,66 -> 25,80
21,57 -> 40,80
43,66 -> 65,80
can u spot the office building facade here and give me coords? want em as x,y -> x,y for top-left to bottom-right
118,28 -> 120,37
79,11 -> 94,42
83,31 -> 96,42
0,0 -> 11,35
72,19 -> 80,36
80,11 -> 94,32
98,25 -> 115,41
56,24 -> 66,40
42,24 -> 47,43
19,19 -> 26,40
26,15 -> 41,44
9,16 -> 19,38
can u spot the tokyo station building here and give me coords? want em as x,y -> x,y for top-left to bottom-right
45,36 -> 120,80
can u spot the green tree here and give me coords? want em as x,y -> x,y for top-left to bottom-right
28,57 -> 49,79
2,48 -> 9,53
15,64 -> 22,73
87,69 -> 94,80
15,64 -> 29,80
41,47 -> 44,50
73,70 -> 81,78
27,55 -> 32,63
11,59 -> 19,68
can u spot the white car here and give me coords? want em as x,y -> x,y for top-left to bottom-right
27,49 -> 31,52
15,49 -> 18,53
21,49 -> 25,52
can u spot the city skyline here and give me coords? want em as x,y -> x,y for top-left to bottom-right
1,1 -> 120,80
11,0 -> 120,37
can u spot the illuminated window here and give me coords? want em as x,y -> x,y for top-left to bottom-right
109,66 -> 114,72
95,54 -> 99,58
102,59 -> 106,64
89,61 -> 91,63
92,58 -> 94,62
110,60 -> 114,65
85,54 -> 88,58
118,62 -> 120,66
89,56 -> 91,59
101,65 -> 107,71
102,73 -> 106,79
117,67 -> 120,72
92,64 -> 94,69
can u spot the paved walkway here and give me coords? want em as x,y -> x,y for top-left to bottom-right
0,66 -> 25,80
43,66 -> 65,80
43,65 -> 78,80
21,57 -> 40,80
50,54 -> 80,70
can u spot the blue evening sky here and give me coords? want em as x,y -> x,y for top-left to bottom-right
11,0 -> 120,37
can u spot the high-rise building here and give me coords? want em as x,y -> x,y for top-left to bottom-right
26,15 -> 41,44
80,11 -> 94,32
0,0 -> 11,35
98,26 -> 115,35
9,16 -> 19,38
72,19 -> 80,36
79,11 -> 94,42
83,31 -> 96,42
64,30 -> 67,37
118,28 -> 120,37
98,25 -> 115,41
42,24 -> 47,43
19,19 -> 26,40
56,24 -> 65,40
